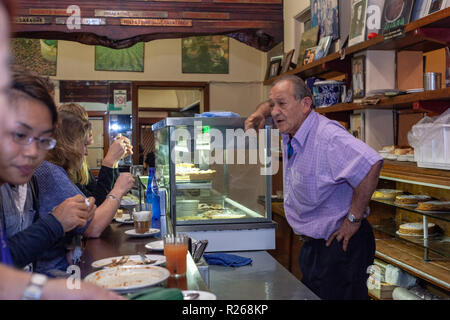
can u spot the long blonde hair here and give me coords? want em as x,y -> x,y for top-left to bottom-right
46,104 -> 90,183
57,103 -> 91,185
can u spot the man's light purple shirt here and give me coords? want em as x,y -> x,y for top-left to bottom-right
282,111 -> 382,240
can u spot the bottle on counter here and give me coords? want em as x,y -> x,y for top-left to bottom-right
147,167 -> 161,234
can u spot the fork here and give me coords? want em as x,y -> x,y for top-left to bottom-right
138,252 -> 157,265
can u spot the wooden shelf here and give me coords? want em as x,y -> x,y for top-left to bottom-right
314,87 -> 450,114
380,160 -> 450,189
264,8 -> 450,85
375,238 -> 450,291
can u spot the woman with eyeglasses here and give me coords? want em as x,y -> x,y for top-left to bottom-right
0,66 -> 98,271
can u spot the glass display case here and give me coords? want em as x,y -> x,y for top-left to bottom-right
152,117 -> 278,251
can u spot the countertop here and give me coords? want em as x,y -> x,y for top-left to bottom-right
207,251 -> 319,300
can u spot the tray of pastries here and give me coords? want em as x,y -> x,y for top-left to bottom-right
372,189 -> 404,200
416,201 -> 450,212
175,164 -> 216,182
394,194 -> 432,206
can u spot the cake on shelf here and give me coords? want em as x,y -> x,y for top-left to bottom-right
395,195 -> 432,204
372,189 -> 404,200
416,201 -> 450,212
398,222 -> 436,236
175,164 -> 216,182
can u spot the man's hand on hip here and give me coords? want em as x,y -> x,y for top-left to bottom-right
325,219 -> 361,252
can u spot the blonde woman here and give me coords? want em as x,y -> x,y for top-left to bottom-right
59,103 -> 133,206
33,104 -> 134,275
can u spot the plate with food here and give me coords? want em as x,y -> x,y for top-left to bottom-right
91,254 -> 166,269
84,265 -> 170,293
114,213 -> 133,224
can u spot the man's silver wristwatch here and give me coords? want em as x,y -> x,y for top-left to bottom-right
22,273 -> 48,300
347,212 -> 362,223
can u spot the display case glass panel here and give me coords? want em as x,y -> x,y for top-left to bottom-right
153,118 -> 278,232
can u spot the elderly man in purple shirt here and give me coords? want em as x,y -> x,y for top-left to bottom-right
246,75 -> 383,300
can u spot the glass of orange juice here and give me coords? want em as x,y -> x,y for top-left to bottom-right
163,234 -> 189,277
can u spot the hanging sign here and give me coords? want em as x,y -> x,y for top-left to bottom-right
14,16 -> 52,24
95,10 -> 168,18
120,18 -> 192,27
112,90 -> 127,111
55,17 -> 106,25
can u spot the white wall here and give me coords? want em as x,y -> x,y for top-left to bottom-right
49,37 -> 268,117
283,0 -> 310,53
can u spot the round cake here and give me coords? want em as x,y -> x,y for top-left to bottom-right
398,222 -> 436,236
417,201 -> 450,212
372,189 -> 403,200
395,195 -> 432,204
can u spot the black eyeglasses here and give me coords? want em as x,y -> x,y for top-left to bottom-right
11,132 -> 56,150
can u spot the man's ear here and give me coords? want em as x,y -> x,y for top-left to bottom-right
301,96 -> 313,111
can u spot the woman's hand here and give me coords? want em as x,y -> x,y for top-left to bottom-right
102,137 -> 128,168
111,173 -> 135,198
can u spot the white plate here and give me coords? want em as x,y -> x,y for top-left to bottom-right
84,265 -> 170,293
91,254 -> 166,268
125,228 -> 160,237
182,290 -> 217,300
396,231 -> 438,238
145,240 -> 164,251
115,214 -> 133,224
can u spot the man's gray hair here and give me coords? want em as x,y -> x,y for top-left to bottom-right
272,75 -> 314,106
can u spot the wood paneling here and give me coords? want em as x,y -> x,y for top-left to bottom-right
11,0 -> 283,51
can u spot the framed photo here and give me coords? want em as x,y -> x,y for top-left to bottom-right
349,0 -> 368,46
95,43 -> 144,72
365,0 -> 386,38
310,0 -> 340,41
425,0 -> 448,15
352,56 -> 365,99
297,26 -> 319,65
11,38 -> 58,76
411,0 -> 428,21
381,0 -> 414,34
281,49 -> 295,74
182,35 -> 229,74
350,113 -> 365,141
314,36 -> 332,60
265,57 -> 282,80
303,46 -> 318,65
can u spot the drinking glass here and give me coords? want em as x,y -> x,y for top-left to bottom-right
133,211 -> 151,234
163,234 -> 189,277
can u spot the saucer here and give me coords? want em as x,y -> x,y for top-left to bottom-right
125,229 -> 160,238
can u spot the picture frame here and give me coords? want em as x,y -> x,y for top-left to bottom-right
381,0 -> 414,34
410,0 -> 428,21
310,0 -> 340,41
182,35 -> 229,74
11,38 -> 58,76
425,0 -> 448,16
297,26 -> 319,65
352,55 -> 366,99
349,0 -> 368,46
314,36 -> 332,60
95,43 -> 144,72
303,46 -> 318,65
281,49 -> 295,74
265,57 -> 282,80
365,0 -> 386,38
